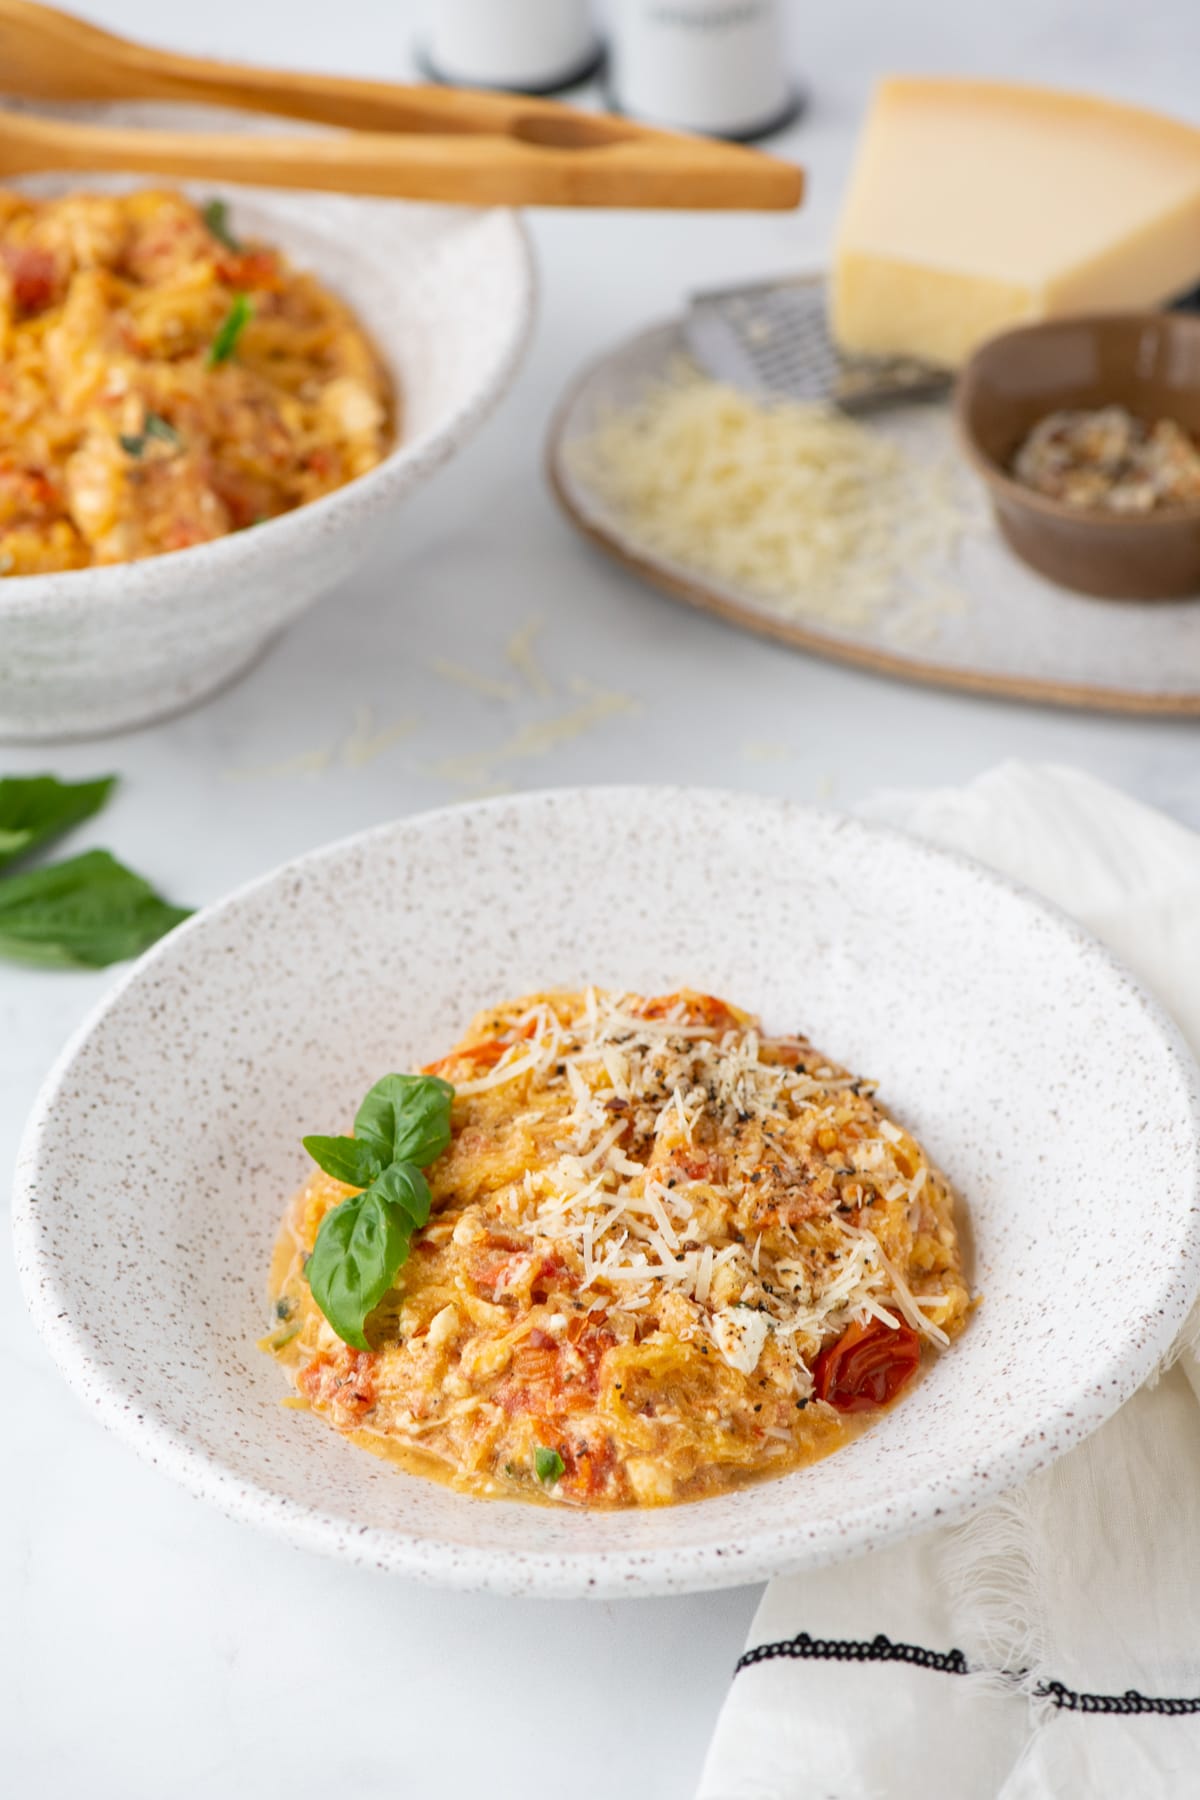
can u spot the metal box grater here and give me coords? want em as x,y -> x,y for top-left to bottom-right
683,273 -> 953,411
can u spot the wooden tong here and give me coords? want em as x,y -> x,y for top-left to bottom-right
0,0 -> 803,210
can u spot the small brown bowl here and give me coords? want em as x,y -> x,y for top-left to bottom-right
955,312 -> 1200,599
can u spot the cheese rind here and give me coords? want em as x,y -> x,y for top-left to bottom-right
832,78 -> 1200,368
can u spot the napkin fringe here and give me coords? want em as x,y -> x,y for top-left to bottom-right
939,1487 -> 1049,1706
1151,1296 -> 1200,1386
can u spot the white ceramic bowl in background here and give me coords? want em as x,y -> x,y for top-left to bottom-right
13,788 -> 1200,1597
0,177 -> 534,741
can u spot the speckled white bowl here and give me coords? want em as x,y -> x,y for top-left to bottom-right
0,179 -> 534,741
14,788 -> 1200,1597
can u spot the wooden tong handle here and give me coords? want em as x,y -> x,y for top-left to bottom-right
0,108 -> 802,211
0,0 -> 802,210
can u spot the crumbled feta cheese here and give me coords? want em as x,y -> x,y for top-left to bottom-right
710,1304 -> 771,1374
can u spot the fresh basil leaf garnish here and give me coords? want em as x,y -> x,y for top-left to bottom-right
202,197 -> 242,253
371,1160 -> 433,1231
119,412 -> 181,459
145,412 -> 180,445
303,1074 -> 455,1349
534,1446 -> 564,1484
207,292 -> 253,367
0,848 -> 190,968
0,773 -> 115,871
307,1184 -> 411,1355
354,1073 -> 454,1170
301,1134 -> 385,1189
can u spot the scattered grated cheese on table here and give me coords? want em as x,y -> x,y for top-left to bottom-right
431,659 -> 519,703
506,614 -> 553,697
431,679 -> 639,789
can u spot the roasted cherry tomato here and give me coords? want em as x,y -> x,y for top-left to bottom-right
216,249 -> 282,291
639,990 -> 738,1029
429,1036 -> 508,1073
812,1315 -> 921,1413
423,1017 -> 536,1077
6,245 -> 60,314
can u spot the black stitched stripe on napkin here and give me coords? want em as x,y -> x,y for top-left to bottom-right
737,1631 -> 967,1676
735,1631 -> 1200,1717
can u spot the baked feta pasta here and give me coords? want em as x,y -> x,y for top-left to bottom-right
0,188 -> 391,572
266,989 -> 970,1508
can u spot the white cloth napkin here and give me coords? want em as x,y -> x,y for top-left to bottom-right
698,762 -> 1200,1800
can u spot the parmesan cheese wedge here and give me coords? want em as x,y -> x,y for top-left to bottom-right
833,78 -> 1200,369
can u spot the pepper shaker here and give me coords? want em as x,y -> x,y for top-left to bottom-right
418,0 -> 604,96
608,0 -> 801,140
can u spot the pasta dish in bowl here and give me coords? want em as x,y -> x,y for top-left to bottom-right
0,188 -> 391,573
267,988 -> 969,1507
14,788 -> 1200,1594
0,172 -> 533,739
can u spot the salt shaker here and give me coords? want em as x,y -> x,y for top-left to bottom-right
419,0 -> 603,95
607,0 -> 800,139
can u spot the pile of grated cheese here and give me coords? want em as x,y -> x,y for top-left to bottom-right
451,989 -> 953,1391
568,362 -> 972,636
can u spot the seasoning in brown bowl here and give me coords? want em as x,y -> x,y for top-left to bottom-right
1013,406 -> 1200,516
954,312 -> 1200,599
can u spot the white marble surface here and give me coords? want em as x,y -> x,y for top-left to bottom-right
4,3 -> 1199,1795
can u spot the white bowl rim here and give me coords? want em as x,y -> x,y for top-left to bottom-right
13,785 -> 1200,1596
0,203 -> 536,617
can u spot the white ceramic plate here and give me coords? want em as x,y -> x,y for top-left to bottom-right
548,319 -> 1200,716
0,115 -> 535,741
14,788 -> 1200,1596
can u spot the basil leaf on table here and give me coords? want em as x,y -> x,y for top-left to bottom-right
0,849 -> 191,968
303,1074 -> 454,1348
0,773 -> 116,871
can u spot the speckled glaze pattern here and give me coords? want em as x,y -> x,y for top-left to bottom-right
13,788 -> 1200,1597
0,172 -> 534,741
